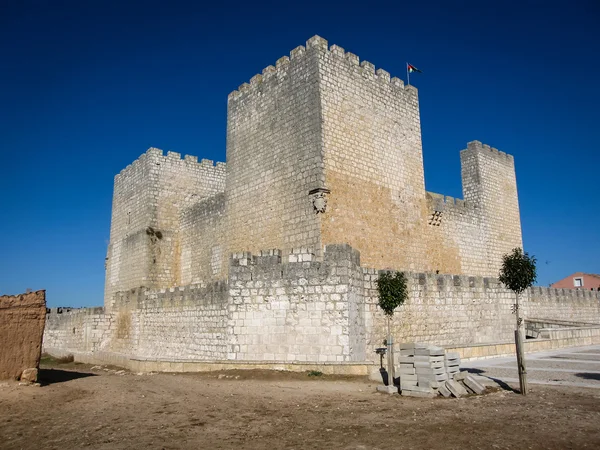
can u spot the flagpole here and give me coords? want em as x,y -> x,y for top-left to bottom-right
406,63 -> 410,85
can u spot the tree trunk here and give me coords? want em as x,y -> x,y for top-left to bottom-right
514,292 -> 528,395
387,316 -> 395,386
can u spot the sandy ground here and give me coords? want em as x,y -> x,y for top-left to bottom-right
1,359 -> 600,450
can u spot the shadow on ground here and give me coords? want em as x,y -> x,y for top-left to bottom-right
463,367 -> 519,393
574,372 -> 600,381
39,369 -> 97,386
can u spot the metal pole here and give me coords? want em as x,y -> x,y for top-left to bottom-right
406,63 -> 410,85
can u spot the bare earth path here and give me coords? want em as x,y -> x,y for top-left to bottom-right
1,359 -> 600,449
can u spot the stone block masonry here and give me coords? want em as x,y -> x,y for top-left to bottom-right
1,291 -> 46,380
45,245 -> 600,377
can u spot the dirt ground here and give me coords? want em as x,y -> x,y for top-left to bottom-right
1,358 -> 600,449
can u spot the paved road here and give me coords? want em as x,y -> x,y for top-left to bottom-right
461,344 -> 600,390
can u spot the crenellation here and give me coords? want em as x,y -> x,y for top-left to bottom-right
345,51 -> 359,65
261,64 -> 276,79
329,44 -> 345,57
360,60 -> 375,76
249,74 -> 262,85
391,77 -> 404,88
376,68 -> 391,82
275,55 -> 290,69
290,45 -> 305,60
306,35 -> 328,50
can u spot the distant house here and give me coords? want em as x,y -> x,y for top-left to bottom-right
551,272 -> 600,290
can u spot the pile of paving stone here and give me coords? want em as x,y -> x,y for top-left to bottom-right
397,342 -> 487,398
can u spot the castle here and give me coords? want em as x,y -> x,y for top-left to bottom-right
44,36 -> 600,376
104,35 -> 522,306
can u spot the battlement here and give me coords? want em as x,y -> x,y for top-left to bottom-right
115,147 -> 226,182
228,35 -> 412,103
529,286 -> 600,300
461,140 -> 514,165
46,306 -> 104,316
426,191 -> 473,212
230,247 -> 317,266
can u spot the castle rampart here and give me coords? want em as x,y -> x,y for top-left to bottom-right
45,244 -> 600,378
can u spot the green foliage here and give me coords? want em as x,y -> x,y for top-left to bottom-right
499,248 -> 537,294
376,271 -> 408,317
307,370 -> 323,377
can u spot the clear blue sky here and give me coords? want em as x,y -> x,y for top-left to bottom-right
1,1 -> 598,307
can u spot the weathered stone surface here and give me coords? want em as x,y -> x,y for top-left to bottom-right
1,291 -> 46,380
20,368 -> 38,383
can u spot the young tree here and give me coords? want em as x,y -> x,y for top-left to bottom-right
499,247 -> 537,395
377,271 -> 408,386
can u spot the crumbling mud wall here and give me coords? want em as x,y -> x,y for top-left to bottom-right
0,290 -> 47,380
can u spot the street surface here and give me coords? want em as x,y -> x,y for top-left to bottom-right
462,344 -> 600,389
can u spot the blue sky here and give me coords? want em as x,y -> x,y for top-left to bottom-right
1,1 -> 598,307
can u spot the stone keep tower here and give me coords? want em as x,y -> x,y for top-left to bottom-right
225,35 -> 522,275
226,36 -> 426,268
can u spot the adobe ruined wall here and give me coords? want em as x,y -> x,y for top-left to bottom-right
0,290 -> 46,380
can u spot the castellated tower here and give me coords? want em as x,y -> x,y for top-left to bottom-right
460,141 -> 523,274
226,36 -> 427,266
225,35 -> 522,274
104,149 -> 225,307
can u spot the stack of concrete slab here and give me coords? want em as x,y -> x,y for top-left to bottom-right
397,343 -> 487,398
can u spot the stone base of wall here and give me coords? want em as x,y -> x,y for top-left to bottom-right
43,347 -> 374,376
45,323 -> 600,382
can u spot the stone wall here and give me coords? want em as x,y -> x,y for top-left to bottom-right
525,287 -> 600,323
227,245 -> 366,362
180,193 -> 226,284
47,245 -> 600,373
45,284 -> 228,362
104,148 -> 226,307
1,291 -> 46,380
